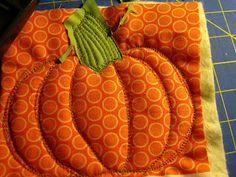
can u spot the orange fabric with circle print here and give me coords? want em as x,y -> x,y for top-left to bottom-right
0,2 -> 209,177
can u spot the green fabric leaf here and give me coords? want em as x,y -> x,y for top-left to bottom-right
63,0 -> 122,73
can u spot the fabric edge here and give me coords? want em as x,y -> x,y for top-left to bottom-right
199,2 -> 229,177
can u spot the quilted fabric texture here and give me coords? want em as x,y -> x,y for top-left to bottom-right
0,2 -> 211,177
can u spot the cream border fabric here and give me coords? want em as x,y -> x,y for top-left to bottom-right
199,3 -> 228,177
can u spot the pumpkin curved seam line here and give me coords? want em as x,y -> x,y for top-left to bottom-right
124,48 -> 196,130
113,53 -> 185,174
123,47 -> 197,175
69,64 -> 110,176
27,62 -> 78,176
123,47 -> 196,116
122,53 -> 175,172
119,54 -> 172,158
37,63 -> 79,176
2,59 -> 59,177
112,64 -> 134,174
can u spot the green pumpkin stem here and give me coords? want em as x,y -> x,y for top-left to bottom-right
62,0 -> 122,73
118,4 -> 137,27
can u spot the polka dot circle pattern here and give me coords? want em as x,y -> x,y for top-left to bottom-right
122,47 -> 199,172
158,15 -> 173,27
0,3 -> 208,176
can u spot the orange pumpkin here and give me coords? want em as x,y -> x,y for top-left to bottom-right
4,46 -> 194,176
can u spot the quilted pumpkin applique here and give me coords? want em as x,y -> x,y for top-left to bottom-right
0,0 -> 228,177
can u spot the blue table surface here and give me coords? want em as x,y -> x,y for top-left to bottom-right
37,1 -> 236,176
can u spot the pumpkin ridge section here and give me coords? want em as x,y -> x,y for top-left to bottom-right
3,60 -> 70,176
69,63 -> 110,175
124,55 -> 173,173
37,62 -> 79,175
114,54 -> 171,171
26,62 -> 76,176
112,64 -> 134,173
38,57 -> 108,176
70,63 -> 129,173
3,68 -> 42,176
119,54 -> 171,170
122,47 -> 195,172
